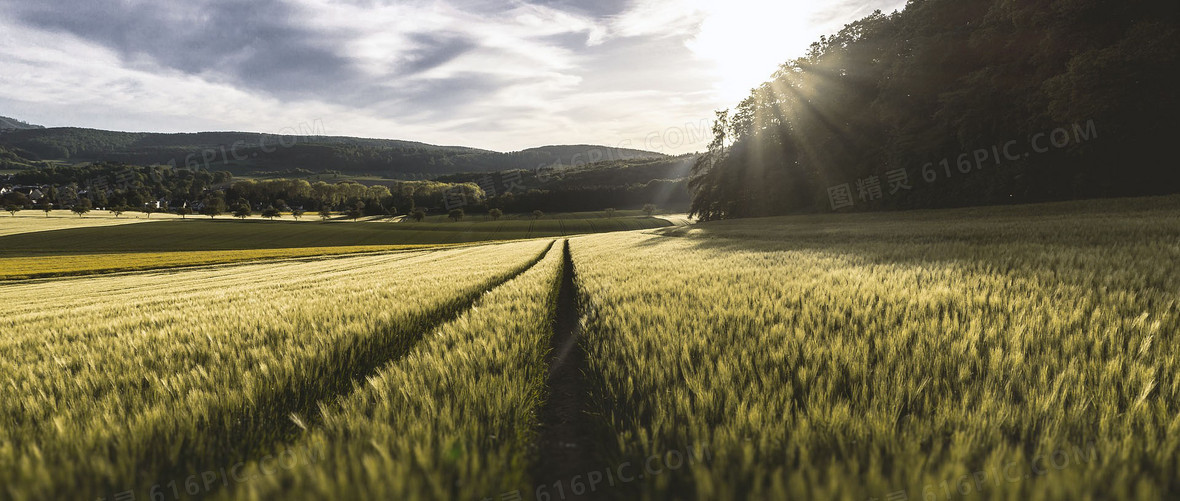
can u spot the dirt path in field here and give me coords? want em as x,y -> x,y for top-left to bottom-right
532,240 -> 601,499
144,241 -> 559,500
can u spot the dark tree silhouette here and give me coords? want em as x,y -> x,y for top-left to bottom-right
71,199 -> 92,217
689,0 -> 1180,219
233,204 -> 252,220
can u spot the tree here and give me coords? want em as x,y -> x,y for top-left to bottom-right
175,207 -> 192,219
291,208 -> 305,221
142,205 -> 156,219
200,205 -> 222,219
489,208 -> 503,221
345,206 -> 363,221
233,204 -> 252,220
318,207 -> 333,220
363,200 -> 390,217
0,191 -> 29,208
109,205 -> 128,218
261,206 -> 281,220
532,210 -> 544,219
40,199 -> 53,217
410,209 -> 426,222
71,199 -> 93,218
201,198 -> 227,219
642,204 -> 656,217
91,191 -> 108,210
449,208 -> 464,222
605,208 -> 616,218
4,204 -> 19,217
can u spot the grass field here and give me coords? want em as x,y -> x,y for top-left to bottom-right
1,196 -> 1177,500
0,211 -> 173,236
0,245 -> 444,280
0,212 -> 678,254
0,210 -> 682,279
0,240 -> 554,500
567,195 -> 1180,499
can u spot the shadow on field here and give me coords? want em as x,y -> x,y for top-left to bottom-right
633,202 -> 1180,295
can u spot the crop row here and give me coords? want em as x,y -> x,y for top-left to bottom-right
224,240 -> 569,499
0,240 -> 552,500
568,208 -> 1179,500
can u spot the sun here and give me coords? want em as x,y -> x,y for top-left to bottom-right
686,1 -> 903,104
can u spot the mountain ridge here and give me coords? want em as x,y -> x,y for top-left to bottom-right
0,116 -> 44,131
0,120 -> 668,178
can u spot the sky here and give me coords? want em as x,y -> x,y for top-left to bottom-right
0,0 -> 907,154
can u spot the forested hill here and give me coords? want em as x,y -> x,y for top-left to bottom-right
0,116 -> 43,131
0,126 -> 665,178
689,0 -> 1179,220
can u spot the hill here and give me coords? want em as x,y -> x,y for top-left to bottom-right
0,125 -> 666,178
0,116 -> 43,131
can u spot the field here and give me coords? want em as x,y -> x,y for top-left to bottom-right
0,246 -> 443,280
0,210 -> 682,279
1,196 -> 1177,500
566,196 -> 1180,499
0,210 -> 172,237
0,240 -> 556,500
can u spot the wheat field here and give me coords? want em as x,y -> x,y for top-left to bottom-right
568,198 -> 1180,499
0,240 -> 551,500
1,197 -> 1177,500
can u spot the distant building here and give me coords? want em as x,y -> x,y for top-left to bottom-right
10,185 -> 46,201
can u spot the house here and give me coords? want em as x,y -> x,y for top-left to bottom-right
10,185 -> 45,202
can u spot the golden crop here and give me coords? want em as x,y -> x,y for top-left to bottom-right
230,240 -> 567,500
0,245 -> 440,280
568,198 -> 1180,499
1,196 -> 1176,500
0,239 -> 551,500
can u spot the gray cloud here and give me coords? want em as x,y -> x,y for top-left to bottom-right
6,0 -> 357,98
0,0 -> 906,153
523,0 -> 632,18
378,71 -> 523,123
398,33 -> 479,74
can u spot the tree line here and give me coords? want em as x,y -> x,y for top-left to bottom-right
689,0 -> 1179,220
2,162 -> 683,217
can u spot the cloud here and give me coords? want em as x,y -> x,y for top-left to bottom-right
7,0 -> 360,99
0,0 -> 910,154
